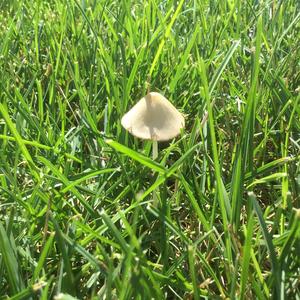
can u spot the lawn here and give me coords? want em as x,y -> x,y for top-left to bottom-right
0,0 -> 299,299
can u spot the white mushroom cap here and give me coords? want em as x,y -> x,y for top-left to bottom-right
121,92 -> 185,141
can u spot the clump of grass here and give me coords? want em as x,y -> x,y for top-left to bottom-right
0,0 -> 300,299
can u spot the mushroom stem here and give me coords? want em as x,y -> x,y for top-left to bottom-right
152,140 -> 158,160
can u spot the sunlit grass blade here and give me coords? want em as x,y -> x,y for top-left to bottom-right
0,103 -> 39,181
169,25 -> 199,92
209,39 -> 240,94
33,232 -> 55,281
148,0 -> 185,77
198,57 -> 231,264
61,168 -> 118,193
230,15 -> 262,229
106,139 -> 166,174
247,172 -> 287,189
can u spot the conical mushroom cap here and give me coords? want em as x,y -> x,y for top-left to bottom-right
121,92 -> 185,141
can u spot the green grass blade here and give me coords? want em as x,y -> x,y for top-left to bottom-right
100,210 -> 129,253
0,221 -> 24,294
230,15 -> 262,229
252,195 -> 280,297
198,57 -> 231,263
0,103 -> 39,181
188,245 -> 200,300
209,39 -> 240,94
180,173 -> 210,232
33,232 -> 55,281
240,193 -> 255,299
169,25 -> 199,92
51,217 -> 76,295
9,281 -> 46,300
106,139 -> 166,174
38,156 -> 95,216
247,172 -> 287,189
148,0 -> 185,77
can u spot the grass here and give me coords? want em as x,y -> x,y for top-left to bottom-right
0,0 -> 300,299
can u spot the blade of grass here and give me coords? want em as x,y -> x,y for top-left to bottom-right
9,281 -> 46,300
105,139 -> 166,174
33,232 -> 55,281
0,103 -> 39,181
239,193 -> 255,299
0,221 -> 24,294
148,0 -> 185,78
230,15 -> 262,229
198,57 -> 232,263
51,217 -> 76,295
180,173 -> 210,232
251,195 -> 281,297
209,39 -> 240,94
247,172 -> 287,189
38,156 -> 95,216
169,25 -> 200,92
188,245 -> 200,300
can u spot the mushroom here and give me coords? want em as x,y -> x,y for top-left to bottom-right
121,92 -> 185,159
